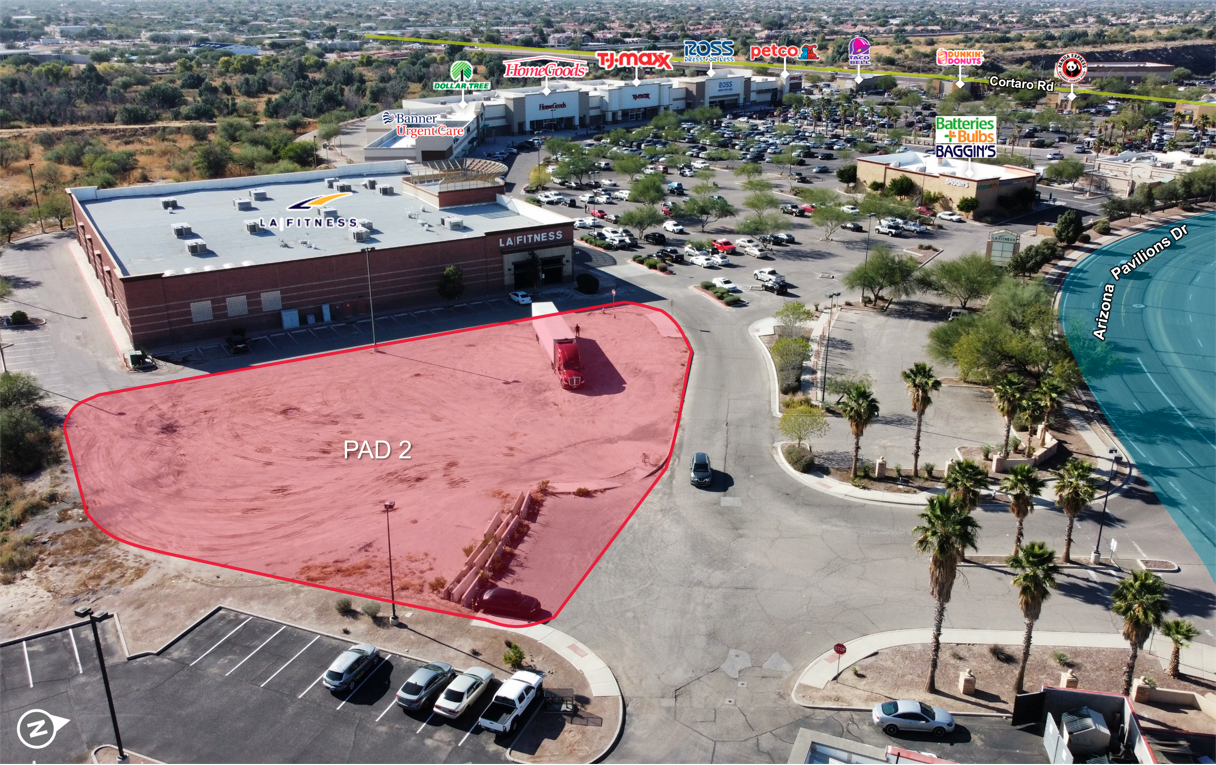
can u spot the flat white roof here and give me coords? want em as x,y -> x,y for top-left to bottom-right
860,151 -> 1038,182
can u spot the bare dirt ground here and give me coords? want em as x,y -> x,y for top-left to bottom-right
63,306 -> 689,620
797,643 -> 1216,731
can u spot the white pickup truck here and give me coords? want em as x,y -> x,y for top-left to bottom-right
478,670 -> 543,734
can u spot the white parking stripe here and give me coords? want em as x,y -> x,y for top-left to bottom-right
189,617 -> 251,666
337,656 -> 389,710
69,629 -> 83,674
416,712 -> 434,734
299,672 -> 326,698
225,626 -> 284,677
375,696 -> 398,722
458,724 -> 479,747
262,635 -> 319,688
23,642 -> 32,687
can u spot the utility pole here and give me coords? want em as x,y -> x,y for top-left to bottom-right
76,608 -> 127,763
1091,448 -> 1123,565
383,501 -> 398,623
820,291 -> 841,401
28,163 -> 45,234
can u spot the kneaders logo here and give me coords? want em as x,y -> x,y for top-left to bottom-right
683,39 -> 735,63
433,60 -> 492,91
848,37 -> 871,66
504,56 -> 589,79
937,48 -> 984,67
257,193 -> 360,230
748,44 -> 820,61
934,115 -> 998,158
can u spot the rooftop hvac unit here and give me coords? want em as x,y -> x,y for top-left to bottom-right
161,198 -> 178,210
442,217 -> 464,229
1061,707 -> 1111,758
172,223 -> 192,237
244,220 -> 261,233
325,177 -> 340,188
233,198 -> 253,210
250,188 -> 268,200
316,207 -> 338,218
351,227 -> 370,242
377,185 -> 394,196
356,218 -> 373,231
361,179 -> 377,189
186,240 -> 208,254
335,181 -> 352,192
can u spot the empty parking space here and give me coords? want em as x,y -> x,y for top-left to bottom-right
3,609 -> 518,762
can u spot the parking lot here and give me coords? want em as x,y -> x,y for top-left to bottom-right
2,609 -> 544,763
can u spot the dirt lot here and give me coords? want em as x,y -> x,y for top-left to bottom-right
63,306 -> 689,621
797,642 -> 1216,730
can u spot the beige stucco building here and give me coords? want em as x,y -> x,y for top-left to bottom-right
856,152 -> 1039,214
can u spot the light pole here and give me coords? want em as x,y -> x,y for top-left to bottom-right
820,291 -> 841,401
28,163 -> 45,234
382,501 -> 398,623
1091,447 -> 1123,565
362,247 -> 377,351
864,213 -> 876,262
75,608 -> 127,763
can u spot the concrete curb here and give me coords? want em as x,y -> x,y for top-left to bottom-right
91,744 -> 164,764
66,238 -> 131,360
772,440 -> 936,507
798,704 -> 1010,719
747,317 -> 782,417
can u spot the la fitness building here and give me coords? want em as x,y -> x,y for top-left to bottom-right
857,152 -> 1039,215
68,159 -> 573,349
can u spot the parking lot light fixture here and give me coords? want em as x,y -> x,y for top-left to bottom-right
821,291 -> 842,400
1091,448 -> 1124,565
383,501 -> 398,622
83,609 -> 127,763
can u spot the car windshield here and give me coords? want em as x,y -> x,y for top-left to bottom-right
920,703 -> 936,718
694,461 -> 709,472
443,688 -> 465,702
402,682 -> 425,696
325,670 -> 345,683
881,701 -> 898,715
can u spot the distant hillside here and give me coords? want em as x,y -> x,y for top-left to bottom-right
994,42 -> 1216,76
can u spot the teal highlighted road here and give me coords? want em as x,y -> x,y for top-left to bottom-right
1060,213 -> 1215,582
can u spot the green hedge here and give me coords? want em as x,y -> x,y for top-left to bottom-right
771,336 -> 810,394
783,444 -> 815,473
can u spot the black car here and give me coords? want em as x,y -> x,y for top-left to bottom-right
690,452 -> 713,487
475,587 -> 542,620
841,221 -> 864,232
644,232 -> 667,245
761,280 -> 789,294
656,246 -> 683,263
819,152 -> 835,160
225,333 -> 250,354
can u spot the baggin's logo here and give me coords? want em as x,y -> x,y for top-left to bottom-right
287,192 -> 353,210
683,39 -> 735,64
433,60 -> 492,91
848,37 -> 871,66
933,115 -> 998,158
503,56 -> 589,79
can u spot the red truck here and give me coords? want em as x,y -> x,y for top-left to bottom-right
532,302 -> 583,389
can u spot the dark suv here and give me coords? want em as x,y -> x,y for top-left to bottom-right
690,452 -> 713,487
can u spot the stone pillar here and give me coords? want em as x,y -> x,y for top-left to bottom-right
992,455 -> 1006,474
959,668 -> 976,696
875,457 -> 887,479
1131,677 -> 1153,703
1061,669 -> 1079,688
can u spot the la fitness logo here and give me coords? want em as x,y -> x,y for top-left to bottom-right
748,44 -> 820,61
1056,53 -> 1087,84
848,37 -> 871,66
287,192 -> 353,210
504,56 -> 589,79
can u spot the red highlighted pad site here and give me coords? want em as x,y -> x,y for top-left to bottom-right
64,304 -> 691,626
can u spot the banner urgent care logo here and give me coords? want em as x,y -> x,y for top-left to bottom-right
503,56 -> 589,79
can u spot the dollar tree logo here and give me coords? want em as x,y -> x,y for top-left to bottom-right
433,60 -> 491,91
450,61 -> 473,81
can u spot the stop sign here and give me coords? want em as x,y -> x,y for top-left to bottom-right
833,643 -> 847,655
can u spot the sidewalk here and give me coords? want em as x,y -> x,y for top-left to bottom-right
794,627 -> 1216,695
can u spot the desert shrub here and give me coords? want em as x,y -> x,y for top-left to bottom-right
722,294 -> 741,306
783,444 -> 815,473
989,644 -> 1015,663
771,336 -> 811,394
428,576 -> 447,594
858,461 -> 872,479
632,253 -> 645,263
9,310 -> 29,325
504,641 -> 525,669
575,273 -> 599,294
644,258 -> 660,269
700,281 -> 715,289
0,407 -> 57,476
335,596 -> 352,614
1078,233 -> 1091,243
923,462 -> 936,479
980,444 -> 993,460
894,464 -> 903,479
360,601 -> 381,619
1094,219 -> 1111,235
1052,650 -> 1072,667
573,487 -> 593,497
0,534 -> 39,583
462,543 -> 476,557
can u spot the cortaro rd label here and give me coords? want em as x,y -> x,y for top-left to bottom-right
595,50 -> 673,70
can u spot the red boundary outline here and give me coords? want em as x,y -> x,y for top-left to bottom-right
63,301 -> 693,629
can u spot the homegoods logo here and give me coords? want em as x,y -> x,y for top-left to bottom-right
504,56 -> 589,79
537,102 -> 567,111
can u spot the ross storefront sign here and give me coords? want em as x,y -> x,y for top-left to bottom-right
716,79 -> 735,92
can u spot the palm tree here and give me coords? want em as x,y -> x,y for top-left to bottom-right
1019,393 -> 1047,455
1008,541 -> 1061,694
913,494 -> 981,694
1034,376 -> 1069,448
1111,571 -> 1170,695
1053,458 -> 1099,563
901,363 -> 941,477
1161,618 -> 1199,678
944,459 -> 988,512
992,375 -> 1024,458
1001,465 -> 1046,554
839,383 -> 880,478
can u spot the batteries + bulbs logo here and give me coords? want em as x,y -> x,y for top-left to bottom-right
933,116 -> 998,158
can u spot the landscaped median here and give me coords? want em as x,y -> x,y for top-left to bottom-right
695,280 -> 742,305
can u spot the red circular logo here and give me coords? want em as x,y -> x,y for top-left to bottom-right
1056,53 -> 1088,84
833,643 -> 847,655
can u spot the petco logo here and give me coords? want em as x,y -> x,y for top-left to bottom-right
631,93 -> 651,100
287,193 -> 353,210
848,37 -> 871,66
594,50 -> 673,70
748,44 -> 820,61
683,39 -> 735,63
503,56 -> 589,79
